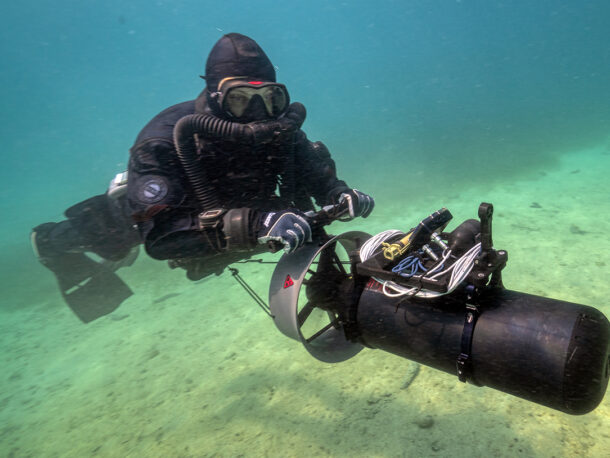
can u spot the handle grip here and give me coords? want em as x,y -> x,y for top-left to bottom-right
267,240 -> 284,253
265,201 -> 350,253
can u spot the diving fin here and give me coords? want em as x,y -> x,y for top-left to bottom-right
34,246 -> 133,323
61,263 -> 133,323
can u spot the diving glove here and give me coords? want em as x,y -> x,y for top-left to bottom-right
339,189 -> 375,219
257,210 -> 312,253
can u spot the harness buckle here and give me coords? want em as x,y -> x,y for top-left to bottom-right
198,208 -> 227,230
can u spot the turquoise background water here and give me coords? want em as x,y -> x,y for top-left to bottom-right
2,0 -> 608,226
1,1 -> 610,456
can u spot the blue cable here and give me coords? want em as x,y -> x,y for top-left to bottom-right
392,255 -> 428,277
392,252 -> 446,278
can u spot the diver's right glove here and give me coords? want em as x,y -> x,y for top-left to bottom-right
256,210 -> 312,253
338,189 -> 375,219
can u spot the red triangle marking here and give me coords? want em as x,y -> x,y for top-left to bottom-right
283,275 -> 294,288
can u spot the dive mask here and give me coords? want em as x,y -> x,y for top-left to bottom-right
213,77 -> 290,119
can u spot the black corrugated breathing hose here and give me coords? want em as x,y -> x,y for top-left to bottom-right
173,103 -> 306,211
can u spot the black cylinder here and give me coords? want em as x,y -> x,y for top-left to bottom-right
356,282 -> 610,414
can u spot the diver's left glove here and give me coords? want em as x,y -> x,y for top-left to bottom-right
256,210 -> 312,253
339,189 -> 375,219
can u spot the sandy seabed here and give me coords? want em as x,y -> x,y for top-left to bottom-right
1,146 -> 609,458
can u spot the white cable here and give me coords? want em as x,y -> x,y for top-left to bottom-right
359,229 -> 403,262
358,229 -> 482,299
433,243 -> 481,294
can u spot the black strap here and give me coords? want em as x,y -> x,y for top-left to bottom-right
456,303 -> 481,385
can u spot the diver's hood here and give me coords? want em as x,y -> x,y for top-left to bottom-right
204,33 -> 276,93
194,88 -> 214,115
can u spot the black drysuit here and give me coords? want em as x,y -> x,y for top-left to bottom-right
127,94 -> 351,275
31,97 -> 350,321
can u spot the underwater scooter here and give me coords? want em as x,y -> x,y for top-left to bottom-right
263,202 -> 610,415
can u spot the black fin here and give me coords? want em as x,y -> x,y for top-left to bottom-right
41,252 -> 132,323
62,267 -> 132,323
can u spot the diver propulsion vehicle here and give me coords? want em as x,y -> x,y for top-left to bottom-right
267,203 -> 610,415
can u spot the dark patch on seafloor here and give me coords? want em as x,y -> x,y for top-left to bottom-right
153,293 -> 181,304
569,225 -> 588,235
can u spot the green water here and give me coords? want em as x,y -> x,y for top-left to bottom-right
1,1 -> 609,456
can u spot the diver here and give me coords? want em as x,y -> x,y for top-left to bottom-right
31,33 -> 375,323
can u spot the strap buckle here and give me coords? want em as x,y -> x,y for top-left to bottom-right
198,208 -> 226,230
